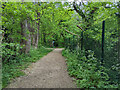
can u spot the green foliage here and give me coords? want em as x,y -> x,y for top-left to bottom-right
2,47 -> 52,88
1,1 -> 119,88
2,43 -> 22,63
62,49 -> 118,88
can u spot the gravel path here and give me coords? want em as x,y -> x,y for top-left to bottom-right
7,48 -> 76,88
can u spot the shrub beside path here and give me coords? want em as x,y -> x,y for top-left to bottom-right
7,48 -> 76,88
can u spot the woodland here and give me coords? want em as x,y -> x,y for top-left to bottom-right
1,1 -> 120,88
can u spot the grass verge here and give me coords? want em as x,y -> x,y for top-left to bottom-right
2,46 -> 52,88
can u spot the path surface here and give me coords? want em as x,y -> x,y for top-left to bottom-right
7,48 -> 76,88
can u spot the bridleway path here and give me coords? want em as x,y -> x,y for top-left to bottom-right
7,48 -> 76,88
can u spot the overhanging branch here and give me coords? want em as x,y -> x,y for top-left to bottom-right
77,25 -> 85,32
73,2 -> 85,19
64,29 -> 80,38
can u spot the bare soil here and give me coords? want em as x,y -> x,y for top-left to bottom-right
7,48 -> 76,88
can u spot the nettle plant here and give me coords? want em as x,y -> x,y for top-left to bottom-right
76,50 -> 110,88
63,49 -> 117,88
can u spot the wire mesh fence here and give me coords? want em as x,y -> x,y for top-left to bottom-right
64,19 -> 119,85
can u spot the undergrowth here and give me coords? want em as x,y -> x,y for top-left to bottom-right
2,46 -> 52,88
62,49 -> 119,88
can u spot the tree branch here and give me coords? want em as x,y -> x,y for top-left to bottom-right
64,29 -> 80,38
0,32 -> 5,42
77,25 -> 85,32
73,2 -> 86,19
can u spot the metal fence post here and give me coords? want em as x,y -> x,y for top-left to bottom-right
81,31 -> 83,50
101,21 -> 105,65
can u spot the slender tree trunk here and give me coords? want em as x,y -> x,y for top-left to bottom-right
35,30 -> 39,49
43,32 -> 46,45
32,34 -> 36,47
20,22 -> 26,53
35,23 -> 39,49
31,21 -> 36,48
35,9 -> 40,49
117,3 -> 120,61
118,2 -> 120,84
25,33 -> 31,54
25,20 -> 31,54
118,31 -> 120,62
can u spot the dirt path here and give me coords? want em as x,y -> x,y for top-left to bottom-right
7,48 -> 76,88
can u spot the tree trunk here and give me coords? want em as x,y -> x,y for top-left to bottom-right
35,23 -> 39,49
43,32 -> 46,45
35,10 -> 40,49
25,20 -> 31,54
35,31 -> 39,49
118,2 -> 120,65
20,22 -> 26,53
20,20 -> 31,54
32,34 -> 36,47
118,2 -> 120,84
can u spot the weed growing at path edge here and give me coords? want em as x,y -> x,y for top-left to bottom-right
62,49 -> 119,88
